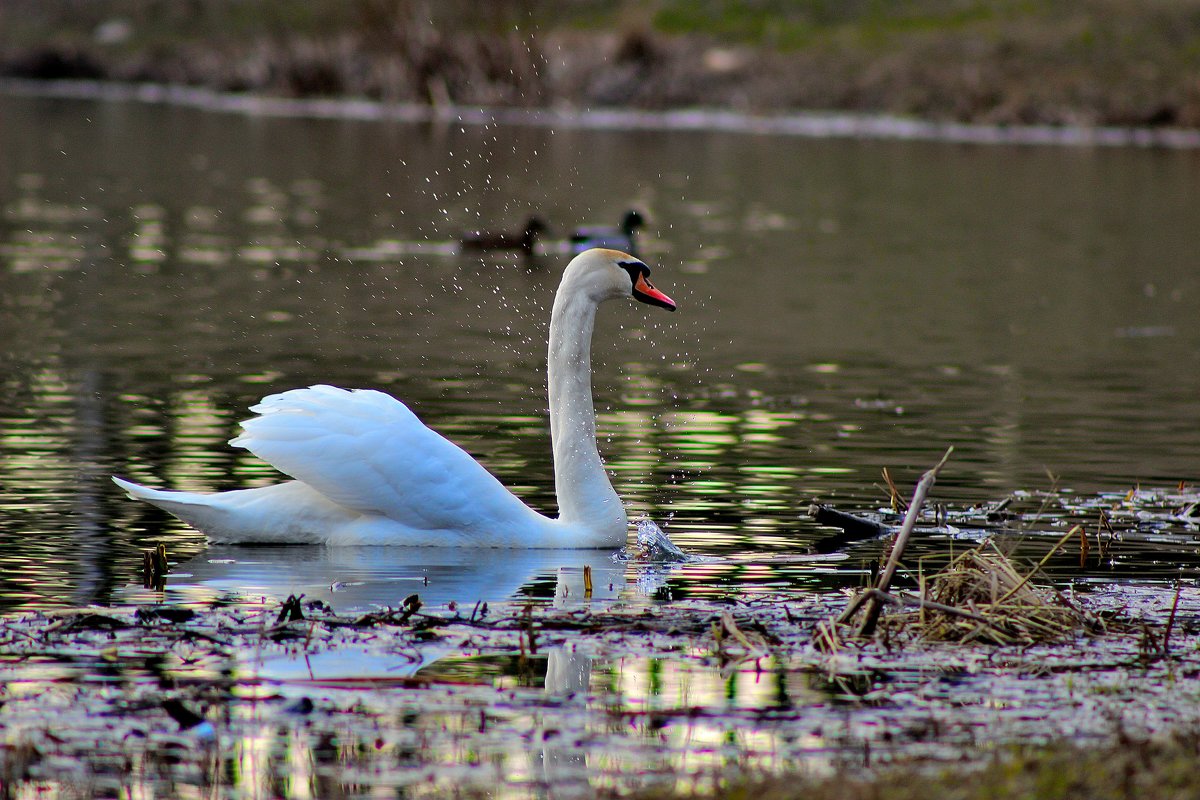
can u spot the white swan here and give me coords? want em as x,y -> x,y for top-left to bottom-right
113,248 -> 676,547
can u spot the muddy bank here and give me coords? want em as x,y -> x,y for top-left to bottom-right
4,484 -> 1200,796
3,578 -> 1200,797
2,1 -> 1200,130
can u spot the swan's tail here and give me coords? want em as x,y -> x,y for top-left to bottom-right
112,476 -> 341,544
113,477 -> 240,541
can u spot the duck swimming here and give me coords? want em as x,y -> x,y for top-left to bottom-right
571,209 -> 645,256
459,216 -> 548,258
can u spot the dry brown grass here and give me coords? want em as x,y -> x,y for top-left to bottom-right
901,541 -> 1095,645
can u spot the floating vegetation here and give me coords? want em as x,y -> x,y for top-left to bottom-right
810,449 -> 1197,653
3,560 -> 1200,797
887,540 -> 1100,646
5,457 -> 1200,796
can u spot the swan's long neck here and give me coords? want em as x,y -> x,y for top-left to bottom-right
547,285 -> 627,535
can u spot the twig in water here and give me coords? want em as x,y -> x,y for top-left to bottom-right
856,446 -> 954,637
1017,470 -> 1062,535
275,594 -> 306,624
812,618 -> 842,654
993,525 -> 1081,606
141,544 -> 170,590
918,561 -> 928,626
862,588 -> 996,626
1095,509 -> 1117,563
881,467 -> 907,513
1163,578 -> 1183,654
720,612 -> 769,659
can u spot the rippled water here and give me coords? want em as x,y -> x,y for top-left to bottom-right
1,92 -> 1199,611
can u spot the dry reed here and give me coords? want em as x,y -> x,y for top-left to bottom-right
885,539 -> 1094,646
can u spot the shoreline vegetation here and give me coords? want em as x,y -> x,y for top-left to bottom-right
5,479 -> 1200,797
4,565 -> 1200,799
3,0 -> 1200,140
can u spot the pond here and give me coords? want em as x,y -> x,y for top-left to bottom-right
3,88 -> 1200,798
1,91 -> 1199,612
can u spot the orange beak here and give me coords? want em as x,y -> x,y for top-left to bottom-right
633,272 -> 676,311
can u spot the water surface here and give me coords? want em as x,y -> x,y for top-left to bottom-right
1,93 -> 1199,611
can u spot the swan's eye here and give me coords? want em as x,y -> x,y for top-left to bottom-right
618,260 -> 648,288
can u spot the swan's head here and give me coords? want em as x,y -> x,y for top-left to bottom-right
563,248 -> 676,311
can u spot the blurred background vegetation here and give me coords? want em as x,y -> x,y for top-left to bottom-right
2,0 -> 1199,126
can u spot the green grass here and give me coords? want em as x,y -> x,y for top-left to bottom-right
650,0 -> 1014,49
3,0 -> 1199,126
4,0 -> 1197,57
632,734 -> 1200,800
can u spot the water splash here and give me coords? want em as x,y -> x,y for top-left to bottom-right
622,517 -> 692,563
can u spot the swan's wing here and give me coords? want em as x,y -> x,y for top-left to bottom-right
229,385 -> 537,533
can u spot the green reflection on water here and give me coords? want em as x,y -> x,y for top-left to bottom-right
2,93 -> 1200,612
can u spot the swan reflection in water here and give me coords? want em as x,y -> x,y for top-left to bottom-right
170,545 -> 631,613
160,545 -> 679,796
169,544 -> 638,687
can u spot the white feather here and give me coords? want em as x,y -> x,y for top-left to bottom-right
113,249 -> 675,547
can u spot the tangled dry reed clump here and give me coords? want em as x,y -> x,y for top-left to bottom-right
900,541 -> 1096,646
825,450 -> 1104,649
